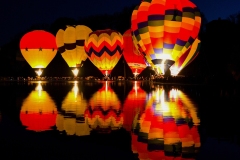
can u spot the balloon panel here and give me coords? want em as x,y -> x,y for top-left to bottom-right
20,30 -> 57,49
20,49 -> 57,68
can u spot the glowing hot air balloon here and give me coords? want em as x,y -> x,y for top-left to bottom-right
170,38 -> 201,76
84,29 -> 123,77
123,29 -> 147,78
56,25 -> 92,77
131,0 -> 201,75
20,30 -> 57,76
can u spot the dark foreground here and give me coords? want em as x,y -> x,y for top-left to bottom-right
0,119 -> 134,160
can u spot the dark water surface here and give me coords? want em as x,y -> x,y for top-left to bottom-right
0,81 -> 239,160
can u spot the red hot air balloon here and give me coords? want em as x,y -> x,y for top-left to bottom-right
20,30 -> 57,76
84,29 -> 123,77
122,29 -> 147,78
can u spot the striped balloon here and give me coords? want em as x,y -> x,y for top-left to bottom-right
170,38 -> 201,76
84,29 -> 123,76
56,25 -> 92,75
131,0 -> 201,75
123,29 -> 147,76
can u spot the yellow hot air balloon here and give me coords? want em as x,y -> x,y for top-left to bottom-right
19,30 -> 58,76
56,25 -> 92,77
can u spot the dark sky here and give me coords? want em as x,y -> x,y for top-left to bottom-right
1,0 -> 240,46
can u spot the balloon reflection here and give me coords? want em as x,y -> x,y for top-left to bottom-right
131,85 -> 200,159
84,81 -> 123,133
123,81 -> 147,131
56,82 -> 90,136
20,82 -> 57,132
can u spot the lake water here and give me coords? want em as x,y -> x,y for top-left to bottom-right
0,81 -> 239,160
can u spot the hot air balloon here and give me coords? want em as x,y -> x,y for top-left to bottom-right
20,82 -> 57,132
56,25 -> 92,77
84,29 -> 123,78
122,29 -> 147,78
20,30 -> 57,77
170,38 -> 201,76
131,0 -> 201,75
56,82 -> 91,136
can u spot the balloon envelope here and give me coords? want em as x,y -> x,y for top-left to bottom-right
84,29 -> 123,76
56,25 -> 92,68
131,0 -> 201,74
123,29 -> 147,76
20,30 -> 57,70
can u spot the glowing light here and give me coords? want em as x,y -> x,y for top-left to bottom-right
72,82 -> 79,100
169,66 -> 180,76
133,70 -> 139,77
105,70 -> 108,76
72,68 -> 79,77
35,69 -> 43,76
35,82 -> 42,97
169,89 -> 178,99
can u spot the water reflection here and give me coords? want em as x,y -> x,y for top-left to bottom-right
132,85 -> 200,159
16,81 -> 201,159
84,81 -> 123,133
123,81 -> 147,132
56,81 -> 91,136
20,82 -> 57,132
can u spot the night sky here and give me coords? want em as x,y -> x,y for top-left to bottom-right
1,0 -> 240,46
